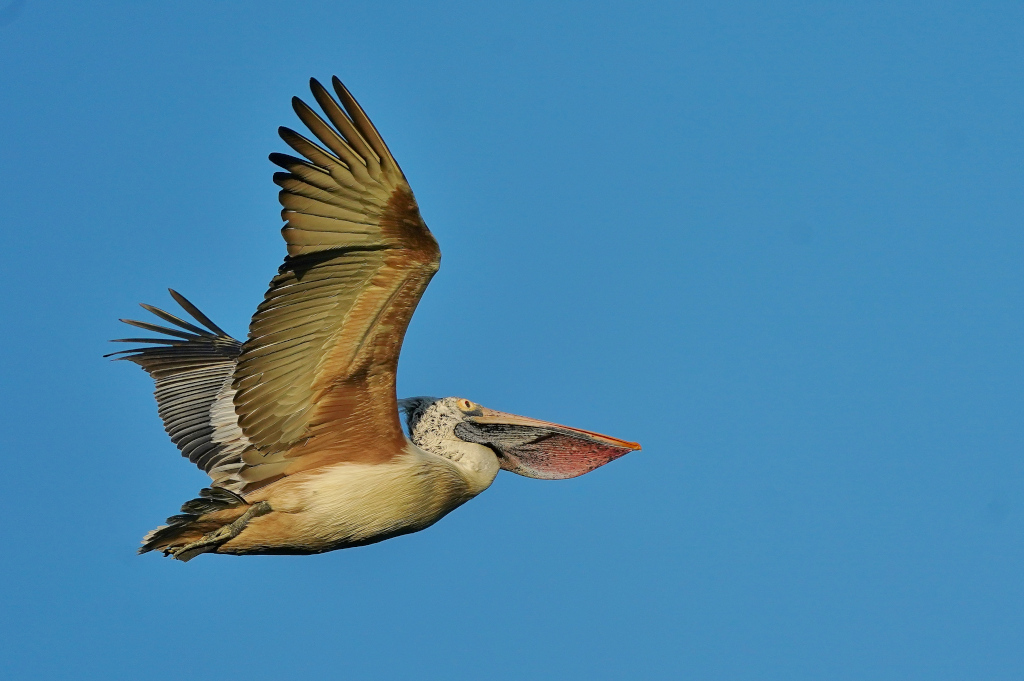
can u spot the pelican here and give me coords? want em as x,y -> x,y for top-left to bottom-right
111,77 -> 640,561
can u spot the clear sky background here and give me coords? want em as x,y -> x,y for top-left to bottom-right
1,1 -> 1022,679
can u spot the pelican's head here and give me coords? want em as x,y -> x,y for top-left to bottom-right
399,396 -> 640,479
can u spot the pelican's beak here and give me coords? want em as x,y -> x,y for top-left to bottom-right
454,407 -> 641,480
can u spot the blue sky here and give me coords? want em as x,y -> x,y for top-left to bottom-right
1,1 -> 1023,679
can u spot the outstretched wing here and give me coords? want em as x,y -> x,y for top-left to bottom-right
109,290 -> 252,488
232,77 -> 440,488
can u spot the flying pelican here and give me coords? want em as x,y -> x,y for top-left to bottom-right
111,77 -> 640,561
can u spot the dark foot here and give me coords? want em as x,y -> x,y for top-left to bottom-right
169,501 -> 272,562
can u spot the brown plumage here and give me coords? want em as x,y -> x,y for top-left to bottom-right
112,77 -> 640,561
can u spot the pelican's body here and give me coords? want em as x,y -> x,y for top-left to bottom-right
222,437 -> 498,555
113,77 -> 639,560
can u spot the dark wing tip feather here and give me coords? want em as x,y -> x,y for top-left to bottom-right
119,318 -> 197,340
109,337 -> 187,344
168,289 -> 229,337
269,152 -> 308,171
109,292 -> 240,361
330,75 -> 400,175
139,303 -> 214,337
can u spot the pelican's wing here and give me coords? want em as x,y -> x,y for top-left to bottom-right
108,291 -> 252,488
231,78 -> 440,488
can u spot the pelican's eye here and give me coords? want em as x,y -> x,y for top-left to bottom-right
457,398 -> 475,412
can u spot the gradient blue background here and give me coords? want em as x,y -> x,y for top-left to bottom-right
1,1 -> 1022,679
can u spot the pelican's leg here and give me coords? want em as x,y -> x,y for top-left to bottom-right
169,501 -> 272,562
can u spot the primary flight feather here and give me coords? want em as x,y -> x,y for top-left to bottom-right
111,77 -> 640,561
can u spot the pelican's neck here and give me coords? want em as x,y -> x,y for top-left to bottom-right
411,434 -> 500,495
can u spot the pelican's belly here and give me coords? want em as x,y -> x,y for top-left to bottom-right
220,451 -> 474,554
